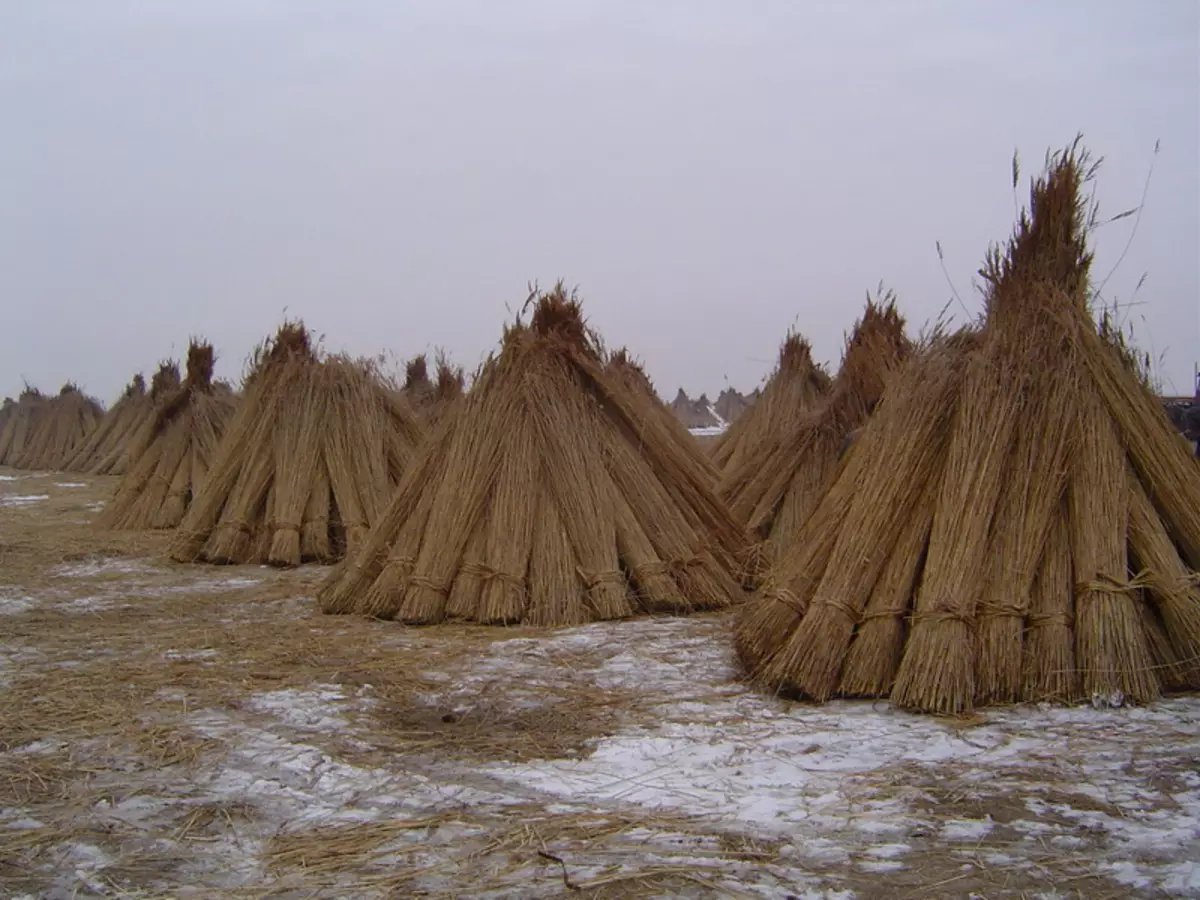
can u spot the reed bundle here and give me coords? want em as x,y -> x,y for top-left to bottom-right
0,388 -> 47,467
735,330 -> 968,697
720,298 -> 911,583
402,352 -> 465,430
8,383 -> 104,471
735,140 -> 1200,714
98,343 -> 237,531
710,332 -> 831,475
65,364 -> 183,475
319,283 -> 749,626
167,322 -> 425,567
607,349 -> 721,485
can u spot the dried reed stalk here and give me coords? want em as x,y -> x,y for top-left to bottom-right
600,418 -> 739,612
1068,381 -> 1158,704
527,355 -> 630,621
1022,505 -> 1080,701
155,441 -> 193,528
571,350 -> 748,572
757,344 -> 957,701
527,480 -> 587,625
1138,598 -> 1194,692
732,444 -> 862,676
762,442 -> 838,561
974,355 -> 1076,703
837,485 -> 936,696
1126,472 -> 1200,687
711,333 -> 831,474
321,433 -> 451,616
476,404 -> 538,623
612,489 -> 686,613
202,427 -> 275,564
301,463 -> 332,562
395,360 -> 518,623
891,341 -> 1022,715
1080,321 -> 1200,568
171,370 -> 277,560
607,348 -> 721,486
269,363 -> 323,566
323,371 -> 373,552
445,516 -> 489,619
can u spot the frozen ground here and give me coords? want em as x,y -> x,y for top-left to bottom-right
2,470 -> 1199,898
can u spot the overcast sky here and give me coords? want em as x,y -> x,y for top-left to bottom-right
1,0 -> 1196,404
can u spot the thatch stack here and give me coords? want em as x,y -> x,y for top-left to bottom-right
402,355 -> 435,412
431,356 -> 466,425
403,353 -> 465,429
12,384 -> 104,471
608,348 -> 721,483
720,301 -> 911,580
710,334 -> 831,474
320,285 -> 749,626
735,141 -> 1200,715
98,344 -> 237,531
0,397 -> 18,462
63,374 -> 148,473
168,322 -> 426,566
63,364 -> 184,475
0,389 -> 47,467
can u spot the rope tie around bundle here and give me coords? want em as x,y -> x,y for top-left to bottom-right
406,573 -> 451,596
576,567 -> 626,590
458,561 -> 525,589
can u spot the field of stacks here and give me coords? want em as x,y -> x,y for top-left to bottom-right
3,148 -> 1200,899
1,472 -> 1198,899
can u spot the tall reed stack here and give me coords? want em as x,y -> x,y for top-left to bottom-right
735,140 -> 1200,714
710,333 -> 831,475
98,343 -> 237,531
0,398 -> 12,451
11,384 -> 104,471
0,388 -> 46,467
720,301 -> 911,583
403,352 -> 464,429
62,373 -> 148,474
319,284 -> 749,626
607,348 -> 721,484
64,365 -> 184,476
168,322 -> 426,567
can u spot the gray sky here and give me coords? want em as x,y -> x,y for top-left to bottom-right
1,0 -> 1197,405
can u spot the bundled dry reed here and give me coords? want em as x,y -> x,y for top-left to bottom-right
62,373 -> 145,473
0,388 -> 49,467
720,298 -> 911,582
737,141 -> 1200,714
10,383 -> 104,471
1067,378 -> 1159,704
1022,506 -> 1081,701
98,343 -> 237,531
318,283 -> 748,626
607,348 -> 720,486
402,352 -> 464,429
711,332 -> 831,474
169,322 -> 425,567
742,331 -> 967,700
973,321 -> 1079,703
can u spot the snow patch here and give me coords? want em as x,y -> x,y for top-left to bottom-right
53,482 -> 87,488
248,685 -> 354,732
941,817 -> 995,841
164,648 -> 219,662
0,494 -> 49,507
54,558 -> 155,578
0,589 -> 37,615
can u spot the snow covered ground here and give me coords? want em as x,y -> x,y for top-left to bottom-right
2,469 -> 1199,897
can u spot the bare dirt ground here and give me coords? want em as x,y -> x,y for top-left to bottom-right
2,467 -> 1199,899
